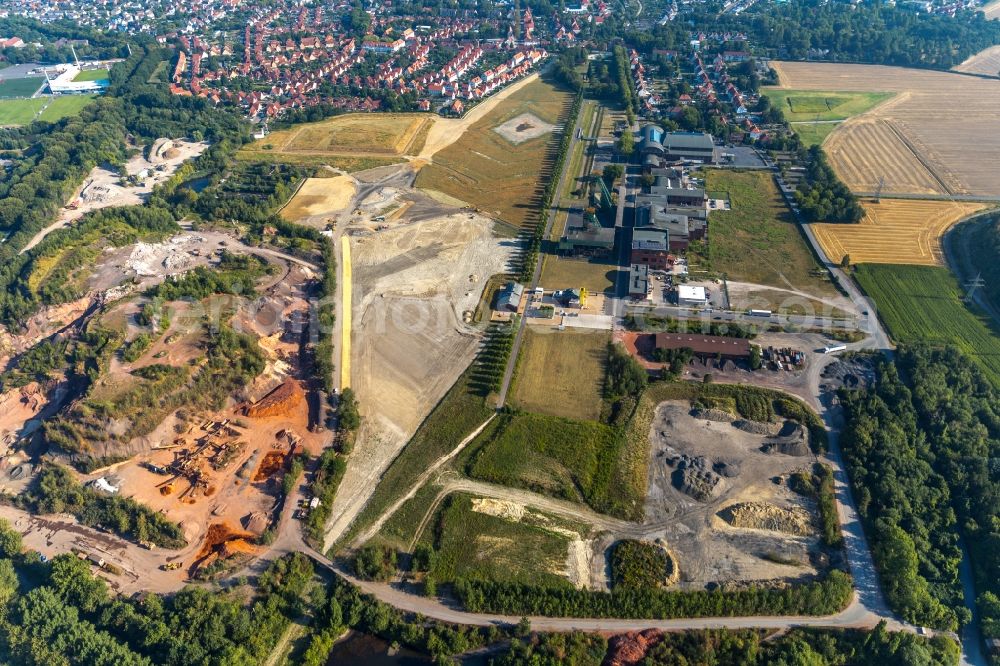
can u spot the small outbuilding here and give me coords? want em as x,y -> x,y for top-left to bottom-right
496,281 -> 524,312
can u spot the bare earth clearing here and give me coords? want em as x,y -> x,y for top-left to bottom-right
642,402 -> 823,588
280,176 -> 356,223
324,210 -> 515,547
771,61 -> 1000,196
493,112 -> 555,145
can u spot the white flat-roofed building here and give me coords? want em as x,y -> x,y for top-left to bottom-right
45,65 -> 110,94
677,284 -> 708,306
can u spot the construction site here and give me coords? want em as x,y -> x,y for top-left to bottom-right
105,384 -> 320,578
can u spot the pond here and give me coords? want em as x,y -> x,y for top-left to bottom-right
326,631 -> 429,665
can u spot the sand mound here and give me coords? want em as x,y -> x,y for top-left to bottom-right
718,502 -> 813,536
244,379 -> 304,418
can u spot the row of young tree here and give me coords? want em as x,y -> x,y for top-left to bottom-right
519,88 -> 582,282
839,344 -> 1000,639
453,569 -> 853,619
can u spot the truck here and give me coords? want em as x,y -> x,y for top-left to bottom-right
823,344 -> 847,354
747,309 -> 772,317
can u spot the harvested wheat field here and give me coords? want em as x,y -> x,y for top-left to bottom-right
982,0 -> 1000,19
812,199 -> 989,266
281,176 -> 356,221
771,61 -> 1000,197
953,45 -> 1000,76
249,113 -> 430,158
824,118 -> 948,195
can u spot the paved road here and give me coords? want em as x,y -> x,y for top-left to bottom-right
296,546 -> 896,634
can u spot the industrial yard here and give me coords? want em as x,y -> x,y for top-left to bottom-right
642,401 -> 824,587
21,138 -> 208,254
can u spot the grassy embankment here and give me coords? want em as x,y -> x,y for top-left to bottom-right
416,493 -> 585,588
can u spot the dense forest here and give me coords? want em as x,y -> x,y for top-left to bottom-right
718,0 -> 1000,69
794,145 -> 864,223
840,345 -> 1000,642
0,520 -> 316,664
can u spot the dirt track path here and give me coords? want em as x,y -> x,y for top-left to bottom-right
339,414 -> 497,550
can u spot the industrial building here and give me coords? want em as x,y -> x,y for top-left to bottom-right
557,213 -> 616,257
45,64 -> 110,94
628,263 -> 651,300
496,281 -> 524,312
553,288 -> 586,308
677,285 -> 708,306
638,125 -> 716,164
630,229 -> 674,270
654,333 -> 751,360
634,205 -> 707,251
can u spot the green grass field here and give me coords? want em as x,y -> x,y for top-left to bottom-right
705,169 -> 837,297
854,263 -> 1000,385
0,98 -> 45,124
789,121 -> 841,148
423,493 -> 577,587
763,89 -> 893,122
0,77 -> 44,98
466,411 -> 643,519
510,328 -> 608,421
0,95 -> 96,125
73,68 -> 110,82
540,255 -> 617,294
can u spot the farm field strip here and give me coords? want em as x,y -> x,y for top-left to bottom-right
812,199 -> 989,266
953,45 -> 1000,76
772,61 -> 1000,197
824,118 -> 945,195
854,263 -> 1000,385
